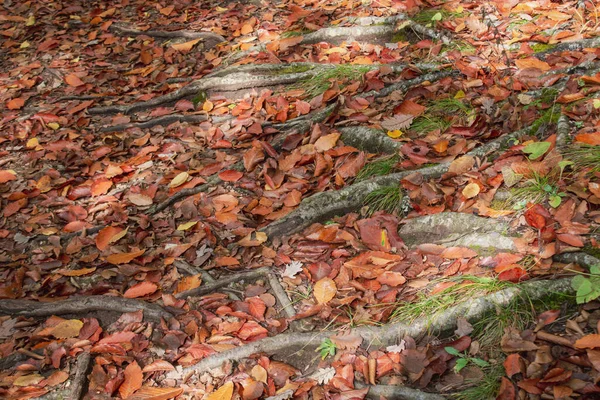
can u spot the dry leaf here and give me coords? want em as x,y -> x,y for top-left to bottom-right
119,361 -> 143,399
124,281 -> 158,298
169,172 -> 189,188
172,38 -> 202,52
462,183 -> 480,199
65,73 -> 85,87
129,387 -> 183,400
106,249 -> 145,265
51,319 -> 83,338
128,193 -> 153,206
314,278 -> 336,304
96,226 -> 127,251
314,132 -> 340,152
206,381 -> 234,400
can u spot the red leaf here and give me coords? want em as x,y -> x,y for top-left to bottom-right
6,97 -> 25,110
119,361 -> 143,399
295,100 -> 311,115
65,73 -> 85,87
96,226 -> 125,251
247,297 -> 266,321
124,281 -> 158,298
218,170 -> 243,182
497,377 -> 516,400
498,267 -> 528,283
524,204 -> 547,229
440,247 -> 478,259
504,354 -> 524,378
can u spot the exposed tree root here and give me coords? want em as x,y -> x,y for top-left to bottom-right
109,24 -> 226,50
176,267 -> 270,299
554,252 -> 600,269
338,126 -> 402,154
0,296 -> 172,322
262,122 -> 529,239
99,114 -> 209,133
399,213 -> 516,252
534,36 -> 600,60
165,278 -> 572,380
356,383 -> 446,400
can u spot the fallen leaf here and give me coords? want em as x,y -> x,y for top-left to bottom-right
128,193 -> 153,206
106,249 -> 146,265
7,97 -> 25,110
314,278 -> 336,304
124,281 -> 158,298
129,387 -> 183,400
206,381 -> 234,400
171,38 -> 202,52
65,73 -> 85,87
119,361 -> 143,399
0,170 -> 17,183
462,183 -> 480,199
51,319 -> 83,339
314,132 -> 340,152
169,172 -> 189,188
575,334 -> 600,349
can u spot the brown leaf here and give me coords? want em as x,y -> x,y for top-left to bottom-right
448,155 -> 475,175
462,183 -> 480,199
128,193 -> 153,206
96,226 -> 126,251
218,170 -> 243,182
314,278 -> 336,304
50,319 -> 83,339
575,334 -> 600,349
65,73 -> 85,87
106,249 -> 145,265
503,353 -> 524,378
0,170 -> 17,183
440,247 -> 478,259
6,97 -> 25,110
124,281 -> 158,298
171,38 -> 202,52
119,361 -> 143,399
314,132 -> 340,152
515,58 -> 551,71
142,360 -> 175,373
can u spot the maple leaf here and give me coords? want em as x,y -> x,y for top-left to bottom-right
282,261 -> 303,278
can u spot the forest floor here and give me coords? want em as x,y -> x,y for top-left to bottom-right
2,0 -> 600,399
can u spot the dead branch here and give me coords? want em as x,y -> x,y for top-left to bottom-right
175,267 -> 270,299
70,352 -> 92,400
0,296 -> 172,322
357,382 -> 446,400
109,24 -> 226,49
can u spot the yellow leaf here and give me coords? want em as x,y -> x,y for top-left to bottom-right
25,15 -> 35,26
237,231 -> 267,246
177,221 -> 198,231
51,319 -> 83,339
215,6 -> 228,12
26,137 -> 39,148
251,365 -> 267,383
175,275 -> 202,294
206,381 -> 234,400
169,172 -> 189,188
462,183 -> 480,199
203,100 -> 214,112
14,374 -> 43,387
314,278 -> 337,304
386,130 -> 403,138
20,41 -> 30,49
454,90 -> 466,99
47,122 -> 60,130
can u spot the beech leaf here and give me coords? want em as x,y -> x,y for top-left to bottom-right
314,277 -> 336,304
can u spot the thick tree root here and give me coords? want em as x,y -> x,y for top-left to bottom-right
399,213 -> 516,252
99,114 -> 209,133
262,122 -> 529,239
165,278 -> 573,380
176,267 -> 270,299
534,36 -> 600,59
338,126 -> 401,154
554,252 -> 600,269
356,383 -> 446,400
0,296 -> 172,322
109,24 -> 225,50
89,62 -> 449,116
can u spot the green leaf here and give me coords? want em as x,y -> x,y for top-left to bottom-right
454,358 -> 468,372
472,358 -> 490,367
593,99 -> 600,109
572,274 -> 587,290
522,141 -> 551,160
431,12 -> 443,21
576,279 -> 593,304
549,194 -> 561,208
590,264 -> 600,276
558,160 -> 573,174
444,347 -> 461,356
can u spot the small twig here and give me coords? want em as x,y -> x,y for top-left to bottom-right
176,267 -> 270,299
356,382 -> 446,400
536,331 -> 574,348
266,273 -> 296,319
70,352 -> 92,400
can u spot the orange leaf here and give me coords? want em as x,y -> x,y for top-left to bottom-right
0,170 -> 17,184
504,354 -> 524,378
124,281 -> 158,298
575,132 -> 600,145
218,170 -> 243,182
440,247 -> 478,259
106,249 -> 145,265
50,319 -> 83,339
376,271 -> 406,287
142,360 -> 175,373
575,334 -> 600,349
314,278 -> 336,304
119,361 -> 143,399
515,58 -> 551,71
91,179 -> 112,196
96,226 -> 126,251
6,97 -> 25,110
557,233 -> 584,247
247,297 -> 266,320
55,267 -> 96,277
129,387 -> 183,400
171,38 -> 201,52
462,183 -> 480,199
65,73 -> 85,87
174,275 -> 202,294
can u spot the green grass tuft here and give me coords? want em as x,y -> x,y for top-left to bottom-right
280,29 -> 314,38
356,155 -> 400,182
363,185 -> 403,215
297,64 -> 371,97
392,276 -> 513,323
563,144 -> 600,173
452,362 -> 504,400
531,43 -> 557,53
409,98 -> 472,135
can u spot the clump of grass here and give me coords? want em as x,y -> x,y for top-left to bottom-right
562,144 -> 600,173
363,185 -> 403,215
453,362 -> 504,400
472,298 -> 535,349
411,8 -> 463,26
392,276 -> 513,323
356,155 -> 400,182
508,171 -> 563,210
410,98 -> 472,135
298,64 -> 371,97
